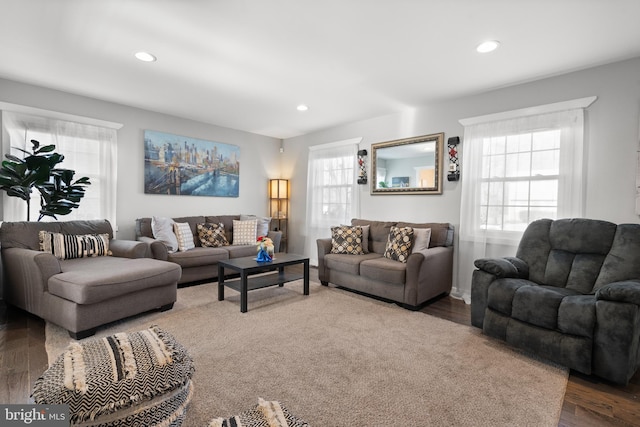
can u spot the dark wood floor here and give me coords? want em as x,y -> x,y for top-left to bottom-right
1,270 -> 639,425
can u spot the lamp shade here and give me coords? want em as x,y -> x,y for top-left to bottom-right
269,179 -> 288,199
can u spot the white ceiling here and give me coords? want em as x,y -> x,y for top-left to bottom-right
1,1 -> 640,140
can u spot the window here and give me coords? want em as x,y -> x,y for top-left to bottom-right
1,108 -> 119,226
304,138 -> 362,265
453,96 -> 596,303
480,129 -> 561,233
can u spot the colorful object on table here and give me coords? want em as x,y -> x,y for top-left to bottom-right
256,236 -> 275,261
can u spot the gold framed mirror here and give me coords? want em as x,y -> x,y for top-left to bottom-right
371,132 -> 444,195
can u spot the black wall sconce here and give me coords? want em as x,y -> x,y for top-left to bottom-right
357,149 -> 368,184
447,136 -> 460,181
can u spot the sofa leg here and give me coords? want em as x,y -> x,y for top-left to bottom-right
159,302 -> 174,312
321,281 -> 329,286
69,328 -> 96,340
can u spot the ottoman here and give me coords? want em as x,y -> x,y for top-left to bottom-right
32,326 -> 194,426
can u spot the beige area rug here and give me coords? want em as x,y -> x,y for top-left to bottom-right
46,281 -> 568,426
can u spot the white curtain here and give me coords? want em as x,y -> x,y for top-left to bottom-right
304,138 -> 362,265
1,111 -> 118,227
456,108 -> 585,303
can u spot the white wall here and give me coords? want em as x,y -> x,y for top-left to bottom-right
0,78 -> 281,239
283,57 -> 640,299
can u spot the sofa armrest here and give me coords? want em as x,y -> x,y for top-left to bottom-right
404,246 -> 453,306
316,238 -> 332,282
596,280 -> 640,305
109,239 -> 150,259
267,230 -> 282,253
2,247 -> 61,313
473,257 -> 529,279
137,236 -> 169,261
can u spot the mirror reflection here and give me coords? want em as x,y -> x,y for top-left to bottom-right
371,133 -> 444,195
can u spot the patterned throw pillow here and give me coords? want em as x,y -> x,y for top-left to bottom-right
233,219 -> 258,245
173,222 -> 195,251
384,226 -> 415,263
39,231 -> 111,260
197,223 -> 229,247
240,214 -> 271,237
330,225 -> 364,255
32,326 -> 194,426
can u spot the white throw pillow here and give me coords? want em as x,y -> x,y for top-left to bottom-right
151,216 -> 178,253
173,222 -> 196,252
412,228 -> 432,253
233,219 -> 258,245
240,214 -> 271,237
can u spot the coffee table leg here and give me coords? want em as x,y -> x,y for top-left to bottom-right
278,265 -> 284,287
303,259 -> 310,295
241,271 -> 248,313
218,264 -> 225,301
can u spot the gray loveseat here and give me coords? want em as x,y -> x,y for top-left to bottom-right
317,218 -> 454,309
0,220 -> 182,339
135,215 -> 281,284
471,218 -> 640,384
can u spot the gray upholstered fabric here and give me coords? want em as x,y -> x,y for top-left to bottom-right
318,219 -> 454,309
135,215 -> 281,284
1,220 -> 181,338
471,217 -> 640,385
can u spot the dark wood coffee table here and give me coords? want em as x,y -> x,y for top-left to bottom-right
217,253 -> 310,312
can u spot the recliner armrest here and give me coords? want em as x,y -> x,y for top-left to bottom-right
596,280 -> 640,305
474,257 -> 529,279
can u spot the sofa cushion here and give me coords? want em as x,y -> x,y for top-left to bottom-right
226,244 -> 260,259
173,222 -> 196,252
241,214 -> 271,237
39,231 -> 110,260
487,278 -> 536,316
383,226 -> 414,263
396,221 -> 452,248
197,223 -> 229,247
360,256 -> 407,284
1,219 -> 114,251
48,257 -> 182,304
152,216 -> 179,253
325,253 -> 379,275
352,219 -> 395,254
557,294 -> 597,338
233,219 -> 258,245
594,223 -> 640,291
511,285 -> 581,330
168,246 -> 229,268
330,225 -> 364,255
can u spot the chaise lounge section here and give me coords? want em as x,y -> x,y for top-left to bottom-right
1,220 -> 182,339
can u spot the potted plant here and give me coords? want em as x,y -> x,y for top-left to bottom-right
0,139 -> 91,221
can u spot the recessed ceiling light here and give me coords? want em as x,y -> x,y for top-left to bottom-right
476,40 -> 500,53
135,51 -> 157,62
296,104 -> 309,112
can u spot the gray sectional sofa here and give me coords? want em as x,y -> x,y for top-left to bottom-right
471,218 -> 640,385
317,218 -> 454,309
135,215 -> 281,284
0,220 -> 182,339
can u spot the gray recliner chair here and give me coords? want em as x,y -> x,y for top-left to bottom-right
471,218 -> 640,385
